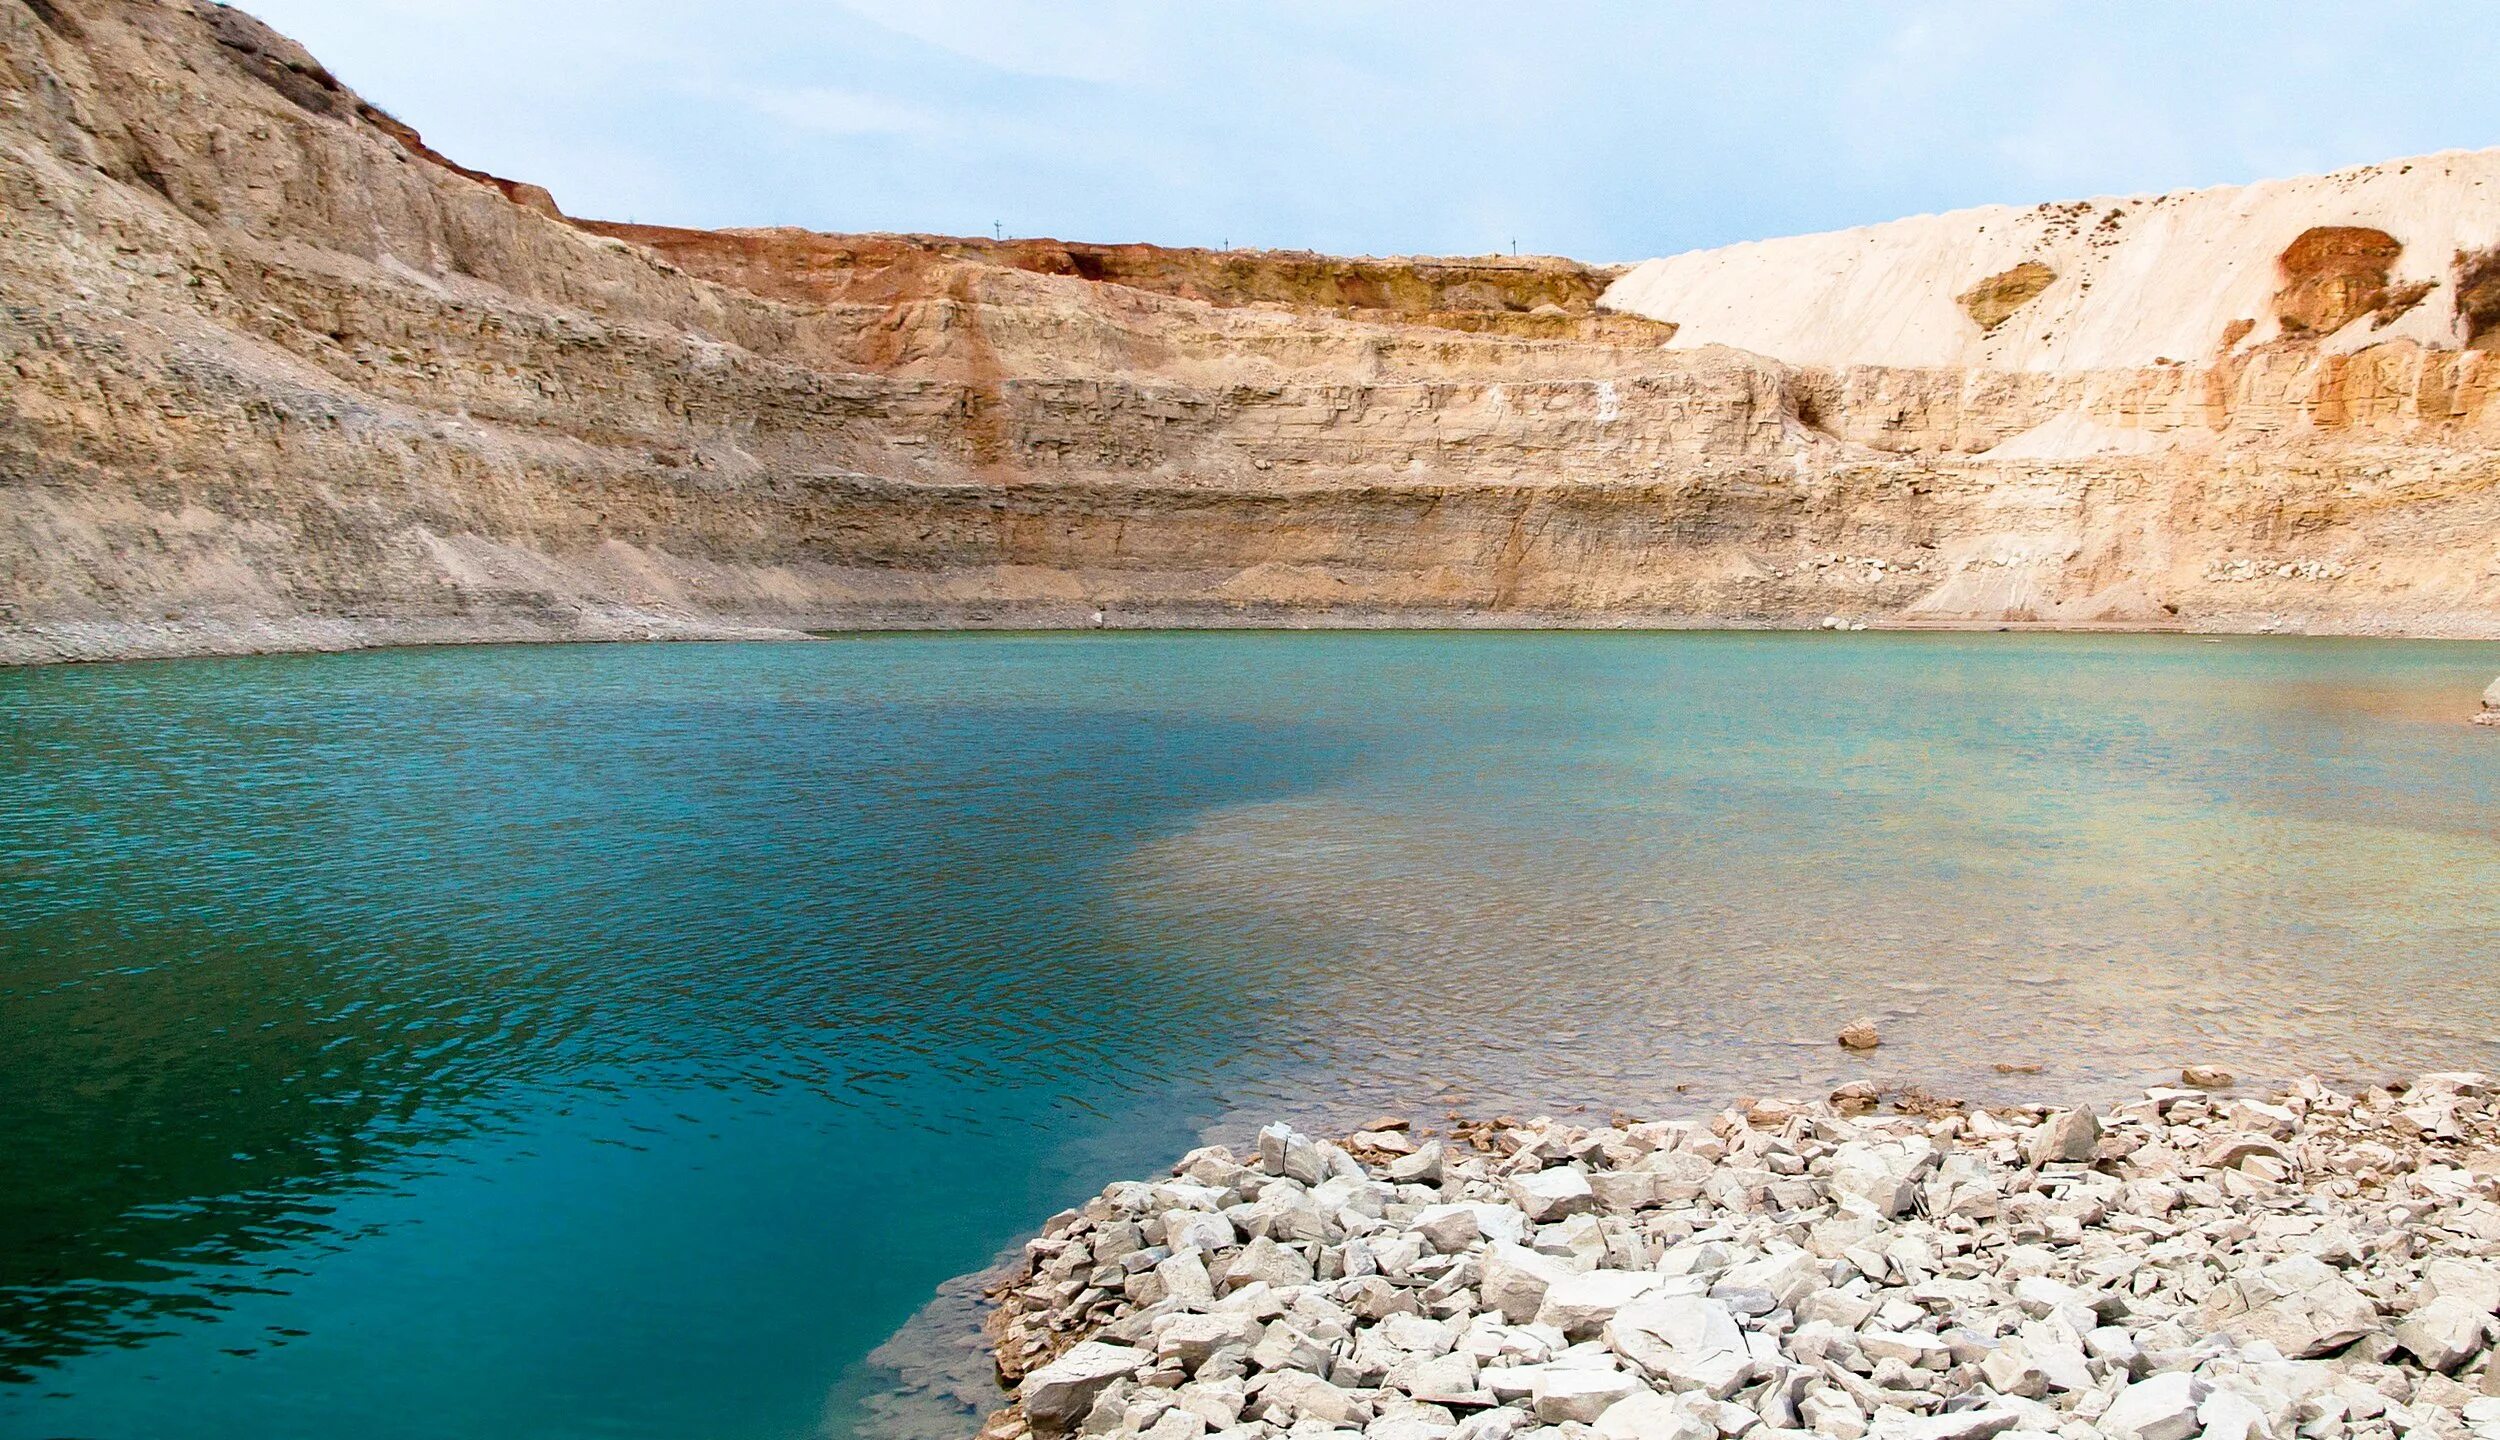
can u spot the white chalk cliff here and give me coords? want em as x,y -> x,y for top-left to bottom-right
5,0 -> 2500,661
1604,149 -> 2500,371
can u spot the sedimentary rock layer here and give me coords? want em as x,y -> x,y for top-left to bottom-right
6,0 -> 2500,661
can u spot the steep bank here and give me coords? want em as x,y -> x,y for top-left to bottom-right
7,1 -> 2500,662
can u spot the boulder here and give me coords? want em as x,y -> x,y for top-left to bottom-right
1247,1321 -> 1331,1376
1158,1312 -> 1262,1371
1253,1369 -> 1369,1427
2101,1373 -> 2206,1440
1826,1139 -> 1934,1217
1594,1391 -> 1715,1440
1859,1330 -> 1951,1369
1531,1366 -> 1644,1424
1158,1249 -> 1216,1310
1222,1235 -> 1314,1292
1404,1351 -> 1486,1407
1866,1410 -> 2022,1440
2209,1264 -> 2380,1359
2424,1258 -> 2500,1315
2395,1294 -> 2491,1372
1606,1292 -> 1755,1396
1482,1242 -> 1578,1324
2028,1109 -> 2100,1165
1256,1123 -> 1326,1185
1024,1342 -> 1149,1434
1716,1249 -> 1823,1309
1536,1268 -> 1664,1338
1164,1209 -> 1235,1252
1451,1409 -> 1529,1440
1508,1167 -> 1598,1223
1388,1141 -> 1444,1185
1414,1204 -> 1484,1254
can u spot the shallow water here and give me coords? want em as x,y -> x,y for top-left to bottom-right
4,632 -> 2500,1439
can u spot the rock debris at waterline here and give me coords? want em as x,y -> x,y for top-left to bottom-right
982,1075 -> 2500,1440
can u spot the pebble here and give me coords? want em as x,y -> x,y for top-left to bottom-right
981,1072 -> 2500,1440
1838,1019 -> 1883,1051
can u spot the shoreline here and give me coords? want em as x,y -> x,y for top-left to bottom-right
974,1073 -> 2500,1440
12,607 -> 2500,669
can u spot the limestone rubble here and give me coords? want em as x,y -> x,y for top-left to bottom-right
9,2 -> 2500,662
985,1076 -> 2500,1440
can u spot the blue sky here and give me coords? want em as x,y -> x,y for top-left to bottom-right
244,0 -> 2500,262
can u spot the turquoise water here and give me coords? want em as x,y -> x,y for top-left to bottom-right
5,632 -> 2500,1439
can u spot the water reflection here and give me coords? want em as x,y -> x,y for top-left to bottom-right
4,633 -> 2500,1440
1,646 -> 1361,1437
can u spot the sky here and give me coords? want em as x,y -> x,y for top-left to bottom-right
240,0 -> 2500,263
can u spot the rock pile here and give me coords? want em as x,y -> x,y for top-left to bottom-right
982,1076 -> 2500,1440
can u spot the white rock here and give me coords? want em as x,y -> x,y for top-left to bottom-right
2424,1258 -> 2500,1315
1484,1243 -> 1580,1324
1595,1391 -> 1716,1440
1858,1331 -> 1950,1370
1452,1410 -> 1530,1440
1978,1343 -> 2050,1399
1866,1410 -> 2021,1440
1405,1351 -> 1485,1406
1258,1123 -> 1327,1185
1225,1236 -> 1315,1292
2394,1294 -> 2490,1372
1167,1209 -> 1237,1252
1509,1168 -> 1599,1224
2102,1373 -> 2208,1440
1257,1319 -> 1339,1376
1537,1269 -> 1665,1338
2195,1388 -> 2272,1440
1160,1312 -> 1263,1370
1388,1142 -> 1445,1185
1826,1141 -> 1931,1218
1607,1293 -> 1755,1397
2029,1110 -> 2100,1166
1369,1416 -> 1452,1440
2210,1269 -> 2379,1359
1255,1369 -> 1369,1427
1716,1250 -> 1824,1309
1532,1367 -> 1645,1424
1160,1249 -> 1217,1310
1026,1342 -> 1151,1435
1414,1205 -> 1483,1254
1801,1386 -> 1868,1440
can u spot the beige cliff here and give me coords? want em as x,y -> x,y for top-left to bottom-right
1601,152 -> 2500,371
5,0 -> 2500,662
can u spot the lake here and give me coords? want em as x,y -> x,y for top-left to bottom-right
6,632 -> 2500,1439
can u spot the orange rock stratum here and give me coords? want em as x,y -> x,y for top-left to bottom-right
10,0 -> 2500,661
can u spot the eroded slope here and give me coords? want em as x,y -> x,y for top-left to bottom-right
5,0 -> 2500,661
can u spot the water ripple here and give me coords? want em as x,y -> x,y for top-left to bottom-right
3,633 -> 2498,1439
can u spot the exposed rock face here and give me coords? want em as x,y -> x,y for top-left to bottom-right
1958,263 -> 2057,334
2273,227 -> 2409,338
7,0 -> 2500,661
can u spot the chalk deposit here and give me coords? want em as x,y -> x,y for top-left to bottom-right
984,1076 -> 2500,1440
11,3 -> 2500,660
